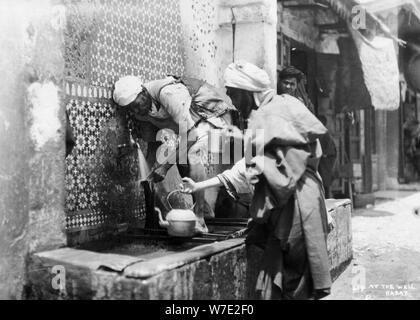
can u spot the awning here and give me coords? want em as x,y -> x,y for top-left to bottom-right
348,25 -> 400,110
324,0 -> 404,110
324,0 -> 420,45
324,0 -> 420,21
357,0 -> 420,20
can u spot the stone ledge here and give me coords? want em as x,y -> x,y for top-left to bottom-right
35,247 -> 145,272
124,239 -> 244,279
326,198 -> 353,281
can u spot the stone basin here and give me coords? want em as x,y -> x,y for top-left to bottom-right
72,220 -> 249,263
80,237 -> 202,260
25,199 -> 353,299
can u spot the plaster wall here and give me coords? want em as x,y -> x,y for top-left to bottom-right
180,0 -> 278,88
0,0 -> 67,299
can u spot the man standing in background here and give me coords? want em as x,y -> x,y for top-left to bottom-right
278,66 -> 337,196
277,66 -> 315,114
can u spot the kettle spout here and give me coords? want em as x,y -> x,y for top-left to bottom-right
155,207 -> 169,228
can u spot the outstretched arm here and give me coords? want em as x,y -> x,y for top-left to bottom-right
180,177 -> 223,194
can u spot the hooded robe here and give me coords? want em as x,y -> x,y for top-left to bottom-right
219,94 -> 332,299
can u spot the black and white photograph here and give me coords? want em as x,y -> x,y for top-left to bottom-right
1,0 -> 420,306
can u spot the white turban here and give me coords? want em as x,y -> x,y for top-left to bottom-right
113,76 -> 144,106
223,60 -> 275,107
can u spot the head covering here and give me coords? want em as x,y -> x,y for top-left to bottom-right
224,60 -> 275,107
113,76 -> 143,106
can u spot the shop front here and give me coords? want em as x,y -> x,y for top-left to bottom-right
278,0 -> 420,206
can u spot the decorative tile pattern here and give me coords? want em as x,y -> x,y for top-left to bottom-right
64,0 -> 95,82
65,210 -> 109,231
64,0 -> 185,232
90,0 -> 185,88
66,98 -> 147,230
65,98 -> 113,215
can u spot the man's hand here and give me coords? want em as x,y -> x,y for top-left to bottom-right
179,177 -> 198,194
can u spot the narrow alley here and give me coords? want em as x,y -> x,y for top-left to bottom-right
327,187 -> 420,300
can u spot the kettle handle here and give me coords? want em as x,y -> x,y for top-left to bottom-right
166,189 -> 195,211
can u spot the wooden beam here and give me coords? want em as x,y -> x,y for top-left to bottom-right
281,0 -> 329,9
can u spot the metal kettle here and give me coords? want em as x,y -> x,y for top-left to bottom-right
155,190 -> 196,237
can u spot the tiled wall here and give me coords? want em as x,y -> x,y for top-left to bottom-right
64,0 -> 185,237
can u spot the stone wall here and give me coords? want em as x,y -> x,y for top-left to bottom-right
180,0 -> 278,88
26,240 -> 253,300
179,0 -> 278,207
0,0 -> 67,299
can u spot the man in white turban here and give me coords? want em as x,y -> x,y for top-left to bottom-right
113,75 -> 194,133
224,60 -> 275,112
113,75 -> 238,234
224,60 -> 331,300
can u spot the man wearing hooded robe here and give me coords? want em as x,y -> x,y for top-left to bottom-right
181,61 -> 332,300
